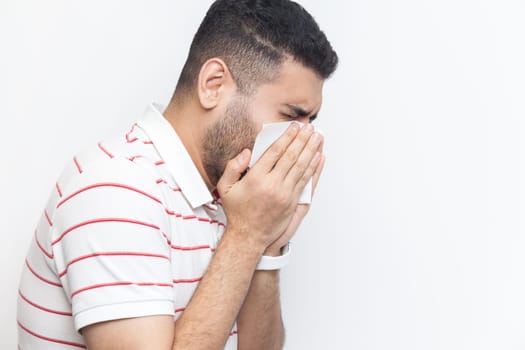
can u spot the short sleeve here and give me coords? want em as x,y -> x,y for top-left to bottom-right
50,156 -> 174,331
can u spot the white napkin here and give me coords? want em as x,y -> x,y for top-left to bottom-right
249,121 -> 319,204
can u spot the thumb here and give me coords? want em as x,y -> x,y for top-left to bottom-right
217,148 -> 251,192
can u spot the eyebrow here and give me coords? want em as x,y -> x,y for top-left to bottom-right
285,104 -> 319,121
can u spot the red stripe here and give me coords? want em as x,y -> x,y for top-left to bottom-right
175,307 -> 186,313
155,160 -> 165,166
17,321 -> 86,348
35,231 -> 53,259
164,210 -> 225,227
44,209 -> 53,227
155,180 -> 183,193
59,252 -> 170,278
173,277 -> 202,284
97,142 -> 114,158
143,140 -> 153,145
25,259 -> 62,287
73,157 -> 83,174
161,232 -> 170,245
171,245 -> 211,251
19,290 -> 72,316
211,219 -> 225,227
196,217 -> 226,227
160,233 -> 213,252
155,179 -> 182,192
52,218 -> 160,246
163,210 -> 224,226
55,182 -> 63,197
229,330 -> 238,336
165,209 -> 179,216
56,182 -> 162,209
71,281 -> 172,298
155,178 -> 181,192
126,125 -> 138,143
128,155 -> 143,161
203,204 -> 217,211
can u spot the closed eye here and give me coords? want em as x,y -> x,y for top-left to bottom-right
281,113 -> 317,124
283,104 -> 319,123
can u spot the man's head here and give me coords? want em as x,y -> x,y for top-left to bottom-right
175,0 -> 338,97
169,0 -> 338,187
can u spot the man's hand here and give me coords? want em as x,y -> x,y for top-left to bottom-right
264,133 -> 325,256
232,124 -> 325,349
217,122 -> 324,253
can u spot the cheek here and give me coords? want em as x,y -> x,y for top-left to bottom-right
220,111 -> 257,157
249,100 -> 282,126
236,119 -> 258,151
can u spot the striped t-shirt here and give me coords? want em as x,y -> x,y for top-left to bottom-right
17,103 -> 238,349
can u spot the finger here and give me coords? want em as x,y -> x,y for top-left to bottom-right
317,136 -> 324,154
265,204 -> 309,254
284,204 -> 309,237
252,123 -> 301,174
282,130 -> 323,187
309,137 -> 324,197
311,154 -> 325,196
271,123 -> 316,179
292,150 -> 322,199
216,148 -> 251,195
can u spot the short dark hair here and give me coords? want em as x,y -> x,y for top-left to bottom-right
174,0 -> 338,96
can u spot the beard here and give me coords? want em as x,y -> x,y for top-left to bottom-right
202,97 -> 257,187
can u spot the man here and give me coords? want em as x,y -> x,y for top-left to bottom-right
17,0 -> 338,349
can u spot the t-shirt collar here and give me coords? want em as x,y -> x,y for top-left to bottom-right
136,103 -> 213,209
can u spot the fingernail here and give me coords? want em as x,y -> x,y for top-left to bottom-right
311,132 -> 321,142
290,122 -> 301,131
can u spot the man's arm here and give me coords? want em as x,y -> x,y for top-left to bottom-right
82,230 -> 264,350
82,123 -> 323,349
237,270 -> 285,350
236,154 -> 325,350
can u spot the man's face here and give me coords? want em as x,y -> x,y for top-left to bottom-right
202,60 -> 324,187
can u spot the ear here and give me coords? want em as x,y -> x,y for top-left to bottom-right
197,58 -> 234,110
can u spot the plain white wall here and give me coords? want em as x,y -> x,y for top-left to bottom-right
2,0 -> 524,349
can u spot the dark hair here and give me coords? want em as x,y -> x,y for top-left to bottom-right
174,0 -> 338,96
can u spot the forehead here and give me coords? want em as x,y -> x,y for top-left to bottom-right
252,60 -> 324,111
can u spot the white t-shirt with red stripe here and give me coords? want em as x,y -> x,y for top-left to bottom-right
17,103 -> 238,349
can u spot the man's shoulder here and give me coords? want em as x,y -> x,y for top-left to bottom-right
56,124 -> 167,200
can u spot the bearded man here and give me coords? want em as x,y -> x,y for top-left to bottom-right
17,0 -> 338,349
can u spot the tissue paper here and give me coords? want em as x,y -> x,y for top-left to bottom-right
249,121 -> 317,204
